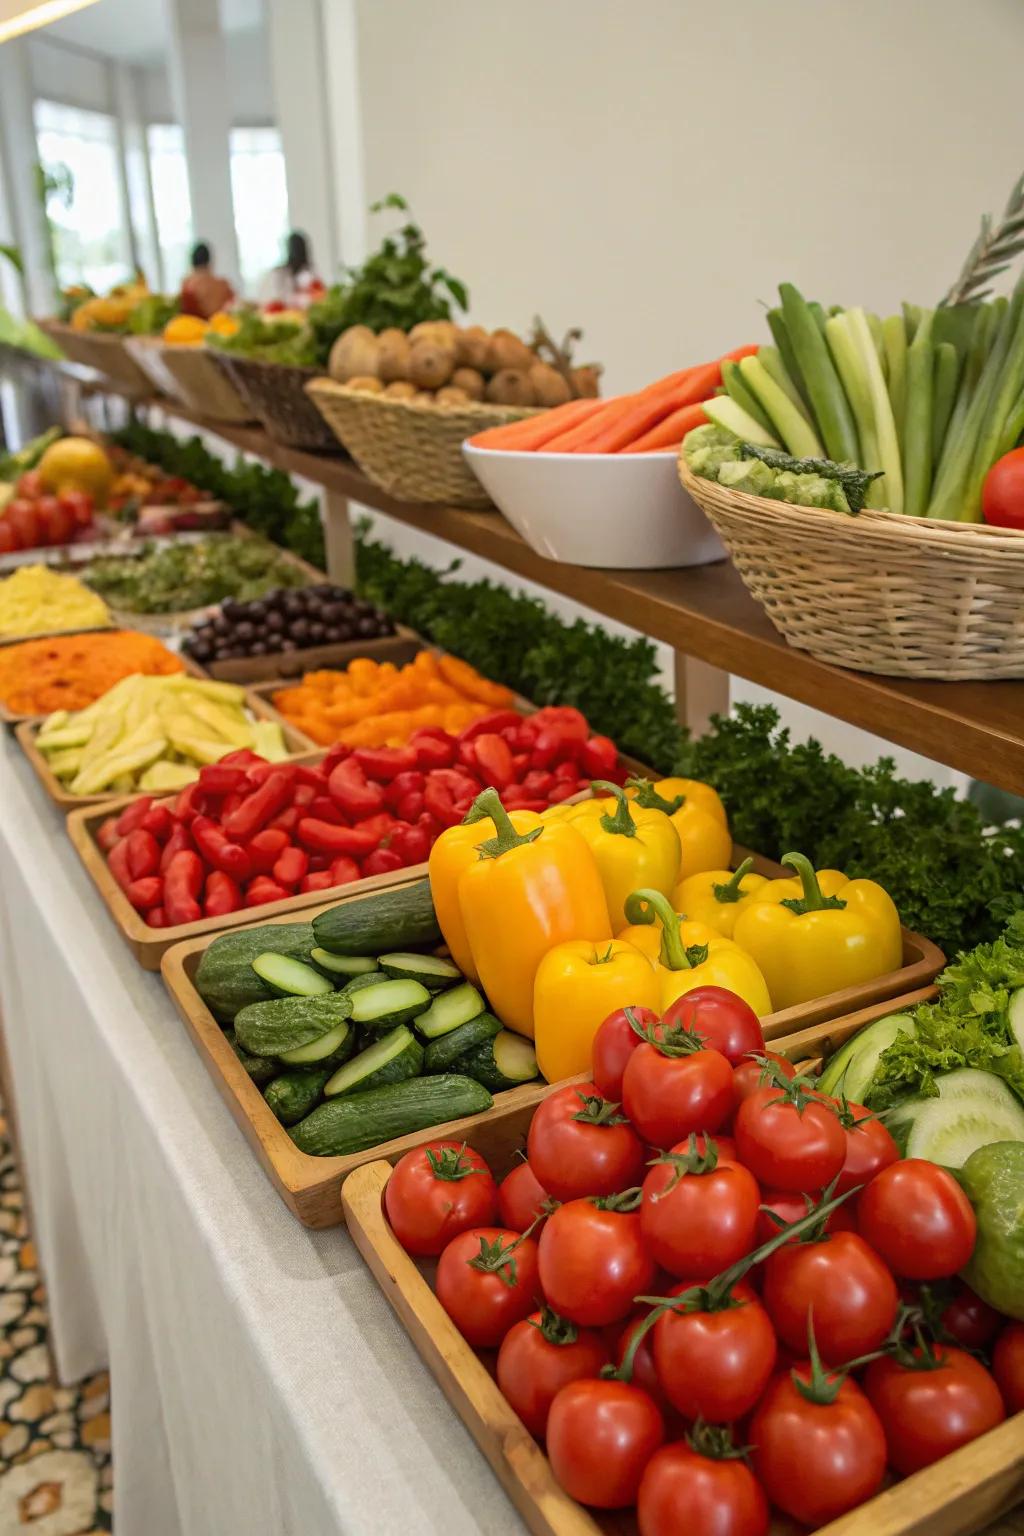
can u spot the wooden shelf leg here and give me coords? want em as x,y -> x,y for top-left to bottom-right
674,649 -> 729,737
321,489 -> 355,586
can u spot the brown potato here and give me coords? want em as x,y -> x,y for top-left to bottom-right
435,386 -> 471,407
451,366 -> 485,401
528,361 -> 572,407
455,325 -> 490,372
346,374 -> 384,393
486,329 -> 536,373
409,390 -> 436,406
485,368 -> 537,406
572,364 -> 603,399
383,380 -> 417,399
408,339 -> 456,390
376,328 -> 411,382
328,325 -> 380,381
409,320 -> 459,348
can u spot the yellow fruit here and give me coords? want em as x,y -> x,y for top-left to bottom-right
208,312 -> 239,337
38,438 -> 114,507
163,314 -> 209,345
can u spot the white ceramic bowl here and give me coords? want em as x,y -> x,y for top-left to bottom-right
462,443 -> 725,569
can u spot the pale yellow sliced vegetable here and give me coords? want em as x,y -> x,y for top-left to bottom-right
71,737 -> 168,795
138,760 -> 199,791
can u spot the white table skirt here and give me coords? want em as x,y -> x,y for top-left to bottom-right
0,733 -> 523,1536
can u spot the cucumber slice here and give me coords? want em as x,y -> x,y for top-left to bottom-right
454,1030 -> 539,1092
1009,988 -> 1024,1054
290,1074 -> 492,1158
423,1012 -> 502,1073
324,1026 -> 424,1097
415,982 -> 485,1040
703,396 -> 780,448
235,993 -> 352,1058
349,977 -> 432,1031
340,971 -> 389,996
279,1017 -> 354,1065
378,952 -> 462,990
905,1069 -> 1024,1167
310,949 -> 377,980
264,1068 -> 332,1126
818,1012 -> 917,1102
251,953 -> 334,999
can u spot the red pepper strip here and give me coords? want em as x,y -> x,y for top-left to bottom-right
217,749 -> 261,767
294,763 -> 329,790
115,797 -> 155,837
329,856 -> 362,885
307,853 -> 331,872
521,769 -> 555,796
384,770 -> 425,810
354,811 -> 395,843
389,822 -> 431,865
327,757 -> 385,818
300,871 -> 335,893
363,847 -> 403,877
198,764 -> 248,795
554,759 -> 581,783
163,850 -> 204,924
581,735 -> 619,777
297,819 -> 379,857
417,810 -> 443,840
159,823 -> 194,872
172,782 -> 207,823
458,710 -> 523,743
511,752 -> 530,776
108,839 -> 134,892
457,741 -> 479,772
353,745 -> 418,781
244,876 -> 291,908
533,706 -> 589,738
96,817 -> 121,853
273,846 -> 309,886
531,726 -> 583,769
293,783 -> 316,809
394,789 -> 425,822
203,870 -> 242,917
191,816 -> 252,880
245,761 -> 299,789
473,733 -> 514,790
308,794 -> 345,825
126,829 -> 161,880
223,771 -> 295,842
408,730 -> 457,771
139,804 -> 174,842
246,827 -> 290,875
126,875 -> 163,912
321,742 -> 350,773
267,805 -> 299,836
547,781 -> 582,804
221,791 -> 245,818
500,795 -> 548,813
147,906 -> 169,929
514,719 -> 539,749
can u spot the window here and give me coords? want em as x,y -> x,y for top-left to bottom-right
146,122 -> 192,293
230,127 -> 288,297
33,99 -> 132,294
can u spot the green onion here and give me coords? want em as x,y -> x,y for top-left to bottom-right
902,311 -> 935,517
882,316 -> 908,446
767,307 -> 813,417
824,314 -> 881,504
931,342 -> 960,468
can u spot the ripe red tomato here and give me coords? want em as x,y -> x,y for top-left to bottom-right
734,1084 -> 845,1191
762,1232 -> 899,1365
496,1308 -> 609,1439
833,1099 -> 899,1195
0,521 -> 17,554
434,1226 -> 541,1348
547,1379 -> 664,1509
592,1005 -> 659,1100
637,1439 -> 769,1536
663,986 -> 764,1066
982,446 -> 1024,528
539,1196 -> 655,1327
750,1367 -> 887,1526
864,1346 -> 1005,1474
653,1282 -> 777,1422
992,1322 -> 1024,1414
937,1282 -> 1001,1350
58,486 -> 95,527
7,501 -> 39,550
640,1142 -> 759,1280
755,1186 -> 856,1247
615,1312 -> 670,1412
527,1082 -> 646,1202
497,1160 -> 550,1233
622,1036 -> 733,1149
384,1140 -> 497,1256
42,497 -> 75,546
16,469 -> 42,498
732,1049 -> 797,1108
858,1159 -> 976,1279
34,494 -> 62,545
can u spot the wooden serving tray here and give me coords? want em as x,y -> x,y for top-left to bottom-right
201,624 -> 421,684
342,1111 -> 1024,1536
0,641 -> 210,728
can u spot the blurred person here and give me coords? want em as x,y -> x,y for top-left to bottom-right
258,231 -> 325,309
180,242 -> 235,319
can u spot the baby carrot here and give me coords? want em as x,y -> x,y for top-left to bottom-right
468,397 -> 604,451
621,401 -> 709,452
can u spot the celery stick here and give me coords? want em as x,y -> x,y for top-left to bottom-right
739,356 -> 824,457
866,313 -> 887,376
962,291 -> 1024,519
758,345 -> 811,421
998,381 -> 1024,456
882,316 -> 908,447
903,311 -> 935,517
903,302 -> 923,343
849,308 -> 904,515
928,287 -> 1021,520
767,307 -> 813,416
824,315 -> 881,501
702,396 -> 779,448
931,343 -> 960,468
935,301 -> 1002,484
721,361 -> 774,434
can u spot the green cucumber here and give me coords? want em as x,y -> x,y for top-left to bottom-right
414,982 -> 485,1040
378,952 -> 462,990
234,994 -> 352,1059
423,1013 -> 502,1073
312,878 -> 440,956
251,953 -> 335,999
324,1025 -> 423,1097
904,1069 -> 1024,1168
340,971 -> 389,996
453,1030 -> 539,1092
279,1017 -> 354,1066
310,948 -> 377,979
224,1028 -> 279,1087
817,1012 -> 917,1102
290,1074 -> 492,1158
264,1068 -> 332,1126
195,922 -> 316,1022
349,976 -> 432,1031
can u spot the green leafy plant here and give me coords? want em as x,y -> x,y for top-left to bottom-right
943,170 -> 1024,306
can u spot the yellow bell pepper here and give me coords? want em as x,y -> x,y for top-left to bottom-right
731,852 -> 903,1011
458,789 -> 612,1040
567,781 -> 680,934
626,776 -> 732,879
672,856 -> 769,940
620,887 -> 773,1016
428,807 -> 543,981
533,938 -> 660,1082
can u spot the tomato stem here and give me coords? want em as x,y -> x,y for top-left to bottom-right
649,1134 -> 722,1195
571,1091 -> 629,1128
626,1006 -> 704,1060
687,1417 -> 753,1463
590,1187 -> 643,1213
528,1306 -> 579,1347
424,1142 -> 480,1183
467,1231 -> 525,1288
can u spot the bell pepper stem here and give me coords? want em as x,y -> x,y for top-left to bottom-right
592,780 -> 638,838
623,887 -> 691,971
470,788 -> 543,859
626,775 -> 684,816
781,851 -> 847,914
712,857 -> 755,905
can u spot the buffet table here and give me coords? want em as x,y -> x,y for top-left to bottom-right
0,731 -> 524,1536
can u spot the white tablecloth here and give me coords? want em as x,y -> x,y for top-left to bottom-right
0,732 -> 523,1536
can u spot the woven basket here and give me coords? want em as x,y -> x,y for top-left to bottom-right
123,336 -> 180,400
679,456 -> 1024,680
157,344 -> 255,422
37,322 -> 151,395
209,353 -> 338,451
306,379 -> 541,506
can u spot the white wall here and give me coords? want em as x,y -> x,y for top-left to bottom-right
135,26 -> 273,125
28,35 -> 112,113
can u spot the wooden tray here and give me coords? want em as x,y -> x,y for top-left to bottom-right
200,624 -> 421,684
0,639 -> 210,728
342,1123 -> 1024,1536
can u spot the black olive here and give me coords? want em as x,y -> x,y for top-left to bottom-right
247,601 -> 267,621
307,621 -> 326,642
234,621 -> 256,643
227,644 -> 247,659
214,645 -> 233,660
222,598 -> 244,621
212,615 -> 231,636
265,610 -> 285,633
192,642 -> 213,662
322,626 -> 341,643
249,641 -> 268,656
357,616 -> 380,637
280,638 -> 298,651
289,619 -> 310,643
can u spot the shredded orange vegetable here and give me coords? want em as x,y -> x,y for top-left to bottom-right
271,651 -> 516,747
0,630 -> 184,715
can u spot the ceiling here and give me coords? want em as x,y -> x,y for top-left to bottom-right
39,0 -> 264,62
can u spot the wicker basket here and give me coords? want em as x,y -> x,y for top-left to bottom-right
157,344 -> 256,422
679,456 -> 1024,680
37,322 -> 151,395
123,336 -> 180,400
306,379 -> 541,506
209,353 -> 338,451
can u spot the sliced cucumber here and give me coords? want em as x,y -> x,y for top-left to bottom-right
818,1012 -> 917,1102
224,1028 -> 278,1087
324,1025 -> 424,1097
414,982 -> 485,1040
309,949 -> 378,980
454,1030 -> 539,1092
251,953 -> 335,999
279,1017 -> 354,1066
290,1074 -> 492,1158
423,1012 -> 502,1073
340,971 -> 389,997
703,396 -> 780,448
377,952 -> 462,990
1009,988 -> 1024,1054
235,994 -> 352,1059
348,976 -> 432,1031
905,1068 -> 1024,1167
264,1068 -> 332,1126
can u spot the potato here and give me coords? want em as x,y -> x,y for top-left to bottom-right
377,328 -> 411,382
383,380 -> 417,400
485,369 -> 537,407
409,320 -> 459,347
435,386 -> 471,408
347,375 -> 384,393
455,325 -> 490,372
408,340 -> 456,390
328,325 -> 379,382
486,329 -> 536,373
528,362 -> 572,407
409,391 -> 437,406
451,366 -> 485,401
572,365 -> 603,399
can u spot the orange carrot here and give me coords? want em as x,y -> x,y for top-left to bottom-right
621,401 -> 709,452
541,396 -> 635,452
468,397 -> 604,451
579,362 -> 725,453
722,343 -> 759,363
